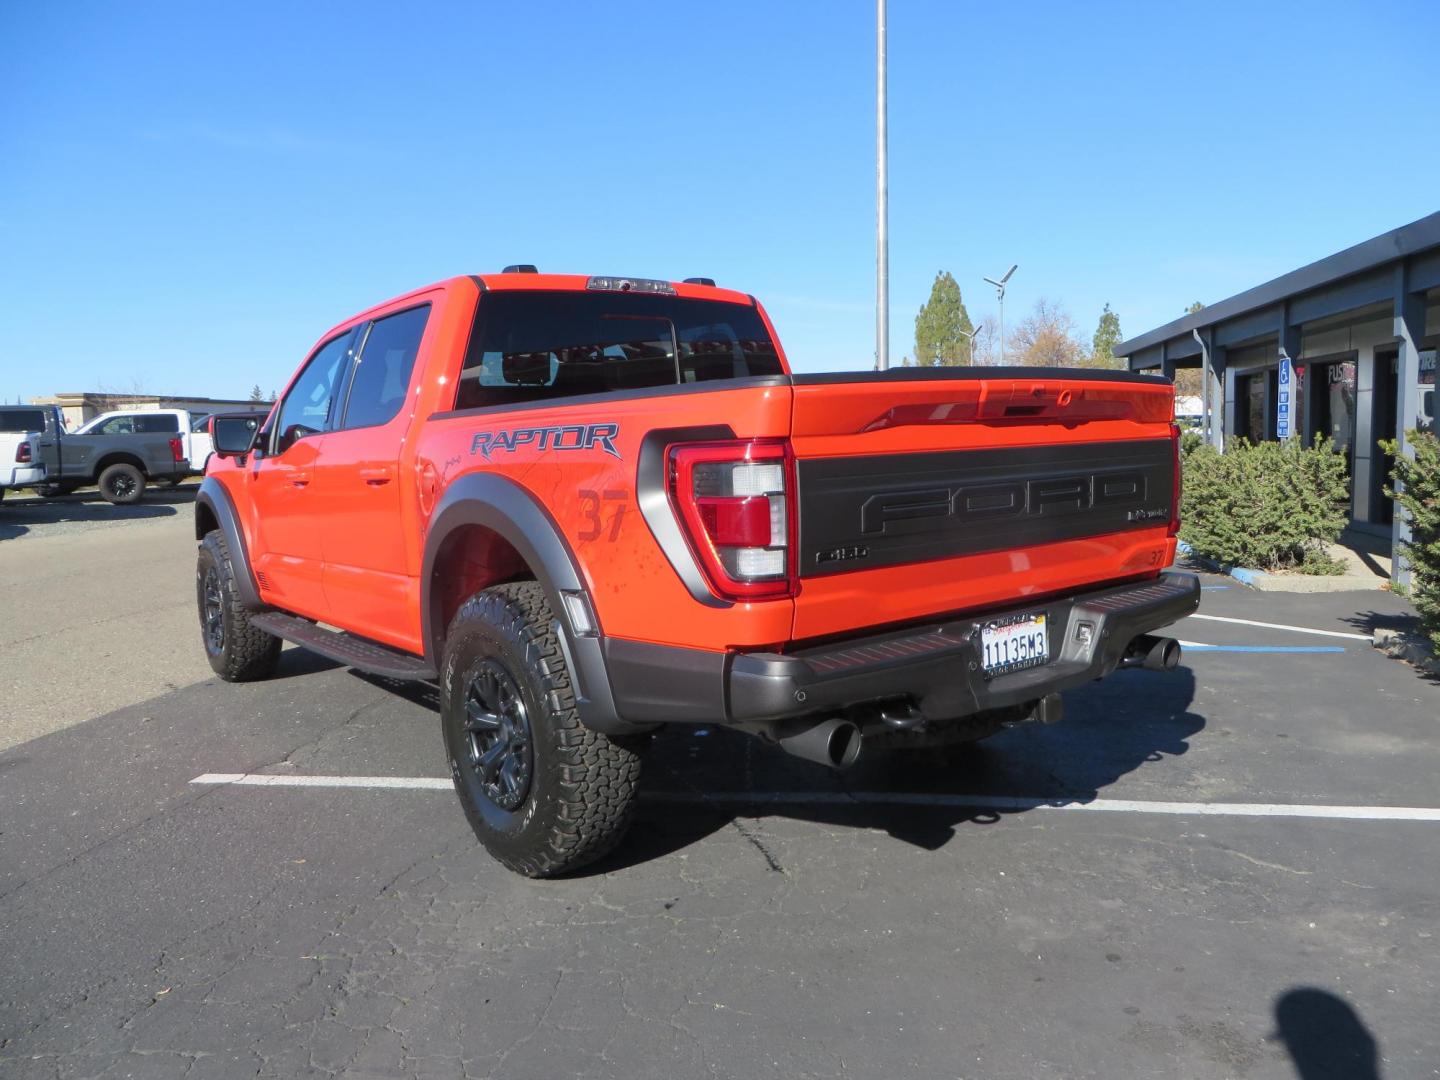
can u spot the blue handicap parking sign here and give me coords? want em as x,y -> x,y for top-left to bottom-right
1276,356 -> 1294,437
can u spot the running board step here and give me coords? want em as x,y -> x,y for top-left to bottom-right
250,612 -> 437,681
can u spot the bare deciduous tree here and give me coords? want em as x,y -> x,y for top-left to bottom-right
1008,298 -> 1086,367
969,315 -> 999,366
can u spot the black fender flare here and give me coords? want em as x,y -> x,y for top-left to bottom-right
420,473 -> 637,736
194,476 -> 265,611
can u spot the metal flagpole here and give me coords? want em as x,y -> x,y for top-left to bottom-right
876,0 -> 889,370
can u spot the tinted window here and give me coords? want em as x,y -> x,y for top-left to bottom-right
0,408 -> 46,433
454,291 -> 783,409
135,414 -> 180,433
342,305 -> 429,429
94,413 -> 180,434
274,332 -> 353,453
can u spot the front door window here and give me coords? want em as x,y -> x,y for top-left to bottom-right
274,332 -> 352,454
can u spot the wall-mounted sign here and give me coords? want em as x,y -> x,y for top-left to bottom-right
1277,355 -> 1295,438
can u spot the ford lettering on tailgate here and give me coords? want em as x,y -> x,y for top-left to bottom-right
796,439 -> 1175,576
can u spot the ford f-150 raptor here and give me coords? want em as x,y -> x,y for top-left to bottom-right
195,270 -> 1199,876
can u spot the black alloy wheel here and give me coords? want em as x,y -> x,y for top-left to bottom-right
461,659 -> 533,812
440,581 -> 644,877
201,564 -> 225,653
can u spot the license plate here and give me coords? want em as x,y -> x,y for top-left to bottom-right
980,613 -> 1049,676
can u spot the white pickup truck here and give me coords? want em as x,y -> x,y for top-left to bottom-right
0,407 -> 49,501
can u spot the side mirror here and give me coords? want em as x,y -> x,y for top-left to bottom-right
212,416 -> 261,458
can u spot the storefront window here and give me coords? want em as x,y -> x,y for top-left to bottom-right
1317,361 -> 1357,454
1245,374 -> 1266,443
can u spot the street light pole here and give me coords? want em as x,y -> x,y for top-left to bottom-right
875,0 -> 889,370
959,326 -> 979,365
984,264 -> 1017,364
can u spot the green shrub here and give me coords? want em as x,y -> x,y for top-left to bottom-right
1180,430 -> 1204,457
1180,437 -> 1350,572
1382,430 -> 1440,652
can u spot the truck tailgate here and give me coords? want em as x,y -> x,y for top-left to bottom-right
787,370 -> 1178,640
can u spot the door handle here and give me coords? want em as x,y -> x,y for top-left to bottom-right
290,471 -> 311,487
359,466 -> 394,486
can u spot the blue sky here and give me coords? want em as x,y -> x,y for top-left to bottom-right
3,0 -> 1437,402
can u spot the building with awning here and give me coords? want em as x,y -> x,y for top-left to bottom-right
1119,213 -> 1439,566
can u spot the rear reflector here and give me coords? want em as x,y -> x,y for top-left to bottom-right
1168,421 -> 1182,537
669,439 -> 796,601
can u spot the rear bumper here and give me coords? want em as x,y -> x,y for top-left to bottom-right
604,572 -> 1200,728
1,465 -> 44,487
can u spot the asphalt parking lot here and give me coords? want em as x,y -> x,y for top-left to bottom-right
2,502 -> 1438,1079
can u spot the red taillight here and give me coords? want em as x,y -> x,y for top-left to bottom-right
1168,421 -> 1182,537
169,436 -> 184,462
668,439 -> 797,601
15,440 -> 32,464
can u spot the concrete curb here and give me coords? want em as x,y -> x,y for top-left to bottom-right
1372,627 -> 1440,676
1176,541 -> 1386,593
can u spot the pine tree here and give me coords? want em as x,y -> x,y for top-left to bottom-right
1089,303 -> 1124,368
913,271 -> 975,366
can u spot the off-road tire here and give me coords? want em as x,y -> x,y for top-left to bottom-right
441,581 -> 644,877
196,530 -> 281,681
98,462 -> 145,505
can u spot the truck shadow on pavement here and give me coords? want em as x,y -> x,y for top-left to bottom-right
0,486 -> 196,539
352,666 -> 1201,874
606,667 -> 1203,872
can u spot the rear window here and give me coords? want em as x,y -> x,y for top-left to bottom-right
454,290 -> 783,410
0,408 -> 46,433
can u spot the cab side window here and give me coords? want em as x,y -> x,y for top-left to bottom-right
274,332 -> 353,453
340,305 -> 430,430
97,415 -> 136,434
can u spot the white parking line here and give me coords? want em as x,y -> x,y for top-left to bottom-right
193,772 -> 453,789
189,774 -> 1440,823
1185,613 -> 1371,641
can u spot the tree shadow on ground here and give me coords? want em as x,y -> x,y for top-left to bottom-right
1343,609 -> 1440,686
1273,987 -> 1380,1080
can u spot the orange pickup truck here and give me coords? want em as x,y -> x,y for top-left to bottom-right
195,270 -> 1198,876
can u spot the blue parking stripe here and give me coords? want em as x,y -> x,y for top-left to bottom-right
1183,645 -> 1345,653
